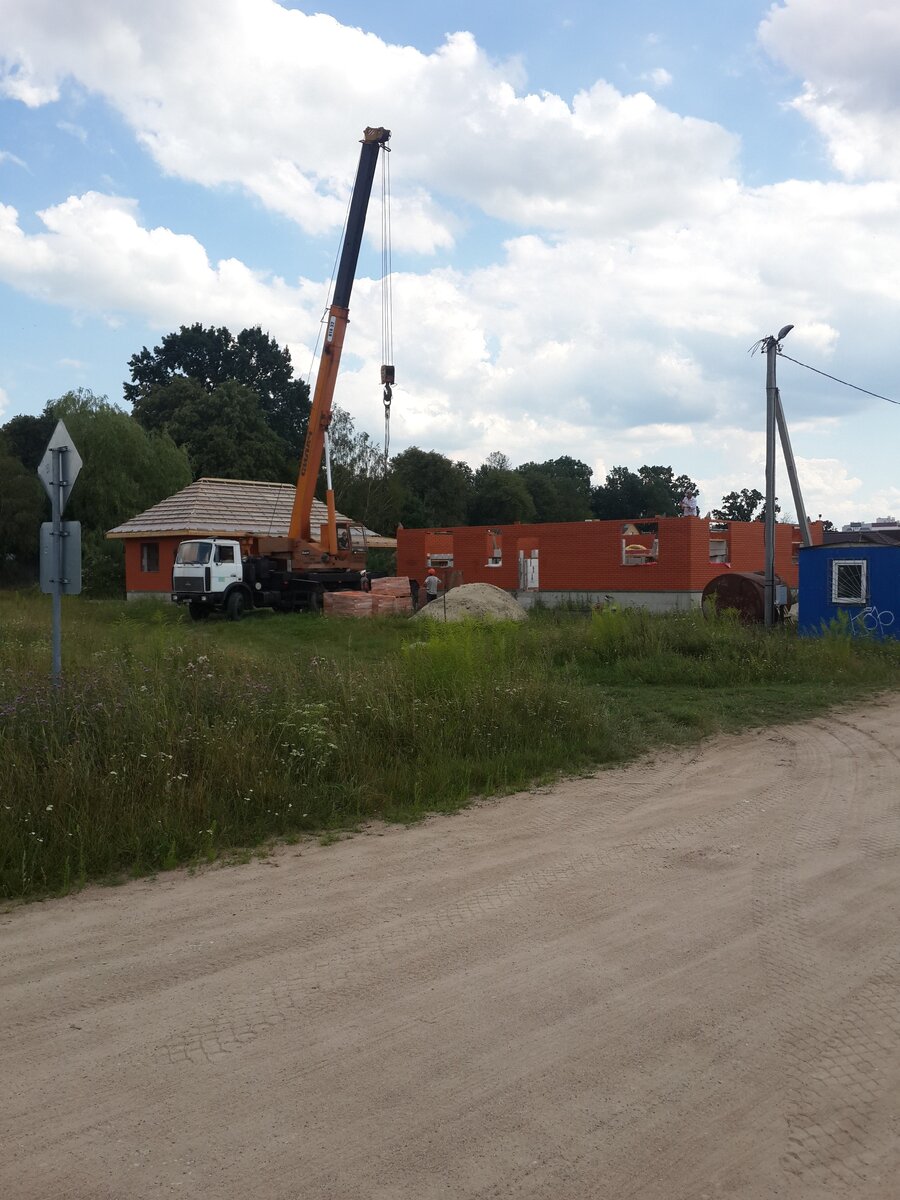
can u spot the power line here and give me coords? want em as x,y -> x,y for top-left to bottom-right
777,351 -> 900,407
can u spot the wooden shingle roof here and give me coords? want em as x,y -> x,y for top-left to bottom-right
106,478 -> 395,547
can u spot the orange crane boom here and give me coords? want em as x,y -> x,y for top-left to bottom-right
289,126 -> 391,550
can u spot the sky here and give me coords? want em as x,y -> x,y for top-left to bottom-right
0,0 -> 898,525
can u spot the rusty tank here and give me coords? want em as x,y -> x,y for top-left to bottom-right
701,571 -> 795,624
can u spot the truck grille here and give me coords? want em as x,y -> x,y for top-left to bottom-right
173,575 -> 204,593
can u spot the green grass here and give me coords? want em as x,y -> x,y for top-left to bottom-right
2,589 -> 898,900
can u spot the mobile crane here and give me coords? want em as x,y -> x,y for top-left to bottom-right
171,127 -> 392,619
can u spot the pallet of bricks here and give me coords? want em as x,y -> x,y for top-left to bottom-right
323,577 -> 413,618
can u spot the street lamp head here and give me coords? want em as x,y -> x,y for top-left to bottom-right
777,324 -> 794,342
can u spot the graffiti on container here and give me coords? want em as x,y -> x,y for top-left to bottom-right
849,606 -> 895,637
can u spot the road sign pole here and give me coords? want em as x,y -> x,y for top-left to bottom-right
37,419 -> 83,683
51,445 -> 65,684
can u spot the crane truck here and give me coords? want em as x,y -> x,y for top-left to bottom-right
171,127 -> 392,620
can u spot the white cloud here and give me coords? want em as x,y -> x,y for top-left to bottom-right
0,149 -> 27,168
0,194 -> 318,343
760,0 -> 900,180
0,384 -> 8,421
641,68 -> 673,89
0,2 -> 897,517
56,120 -> 87,143
0,0 -> 737,247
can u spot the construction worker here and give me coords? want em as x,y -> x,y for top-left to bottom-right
424,567 -> 440,604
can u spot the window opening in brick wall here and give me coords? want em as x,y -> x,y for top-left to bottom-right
140,542 -> 160,573
831,559 -> 866,604
621,521 -> 658,565
485,530 -> 502,567
425,531 -> 454,570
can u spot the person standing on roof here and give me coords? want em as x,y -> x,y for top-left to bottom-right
424,568 -> 441,604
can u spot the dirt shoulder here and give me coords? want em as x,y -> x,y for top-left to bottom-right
2,696 -> 899,1199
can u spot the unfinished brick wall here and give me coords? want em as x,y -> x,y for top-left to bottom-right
397,517 -> 820,596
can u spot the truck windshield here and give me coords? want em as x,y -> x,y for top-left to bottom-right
175,541 -> 212,566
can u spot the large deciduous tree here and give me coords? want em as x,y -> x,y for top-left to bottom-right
1,412 -> 56,472
390,448 -> 473,528
125,323 -> 310,459
591,465 -> 698,520
0,449 -> 46,584
516,455 -> 593,521
713,488 -> 765,522
47,389 -> 192,534
138,378 -> 292,482
41,389 -> 193,595
469,465 -> 537,525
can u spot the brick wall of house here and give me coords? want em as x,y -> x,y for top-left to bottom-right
397,517 -> 820,596
124,536 -> 181,596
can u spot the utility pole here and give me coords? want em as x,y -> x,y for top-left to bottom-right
763,325 -> 793,627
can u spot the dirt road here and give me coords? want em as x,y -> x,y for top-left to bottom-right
3,697 -> 899,1199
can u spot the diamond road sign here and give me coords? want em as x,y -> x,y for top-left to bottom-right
37,419 -> 83,515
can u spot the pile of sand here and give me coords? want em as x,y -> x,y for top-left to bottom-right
413,582 -> 527,623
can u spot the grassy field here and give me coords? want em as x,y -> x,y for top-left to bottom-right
2,589 -> 899,900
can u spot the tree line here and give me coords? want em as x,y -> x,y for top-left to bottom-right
1,322 -> 805,593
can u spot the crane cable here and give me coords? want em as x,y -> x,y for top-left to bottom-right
380,142 -> 394,472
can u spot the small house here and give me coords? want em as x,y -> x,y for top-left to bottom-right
798,538 -> 900,638
107,477 -> 394,600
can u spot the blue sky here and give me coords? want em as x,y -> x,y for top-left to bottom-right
1,0 -> 898,525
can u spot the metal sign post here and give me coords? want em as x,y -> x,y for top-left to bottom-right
37,420 -> 83,684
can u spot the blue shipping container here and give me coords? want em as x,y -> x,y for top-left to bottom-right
798,544 -> 900,638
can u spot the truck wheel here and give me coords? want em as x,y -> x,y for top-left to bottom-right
226,590 -> 247,621
188,602 -> 209,621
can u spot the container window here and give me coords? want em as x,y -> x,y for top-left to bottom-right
832,560 -> 866,604
140,542 -> 160,573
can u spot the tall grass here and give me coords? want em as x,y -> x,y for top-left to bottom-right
2,591 -> 898,899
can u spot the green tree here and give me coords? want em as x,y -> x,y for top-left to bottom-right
125,323 -> 310,456
517,456 -> 593,521
325,406 -> 400,535
713,488 -> 771,522
469,466 -> 536,525
142,378 -> 292,482
591,464 -> 698,520
40,389 -> 192,595
637,466 -> 698,517
591,466 -> 648,519
1,412 -> 55,471
390,448 -> 473,527
0,450 -> 46,584
48,389 -> 193,535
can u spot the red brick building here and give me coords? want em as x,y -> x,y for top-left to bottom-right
107,478 -> 394,600
397,516 -> 822,611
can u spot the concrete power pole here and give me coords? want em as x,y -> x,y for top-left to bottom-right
763,325 -> 793,627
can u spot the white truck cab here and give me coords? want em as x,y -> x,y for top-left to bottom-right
172,538 -> 247,620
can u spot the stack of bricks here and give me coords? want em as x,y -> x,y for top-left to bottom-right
323,590 -> 375,617
369,576 -> 414,615
323,577 -> 414,618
